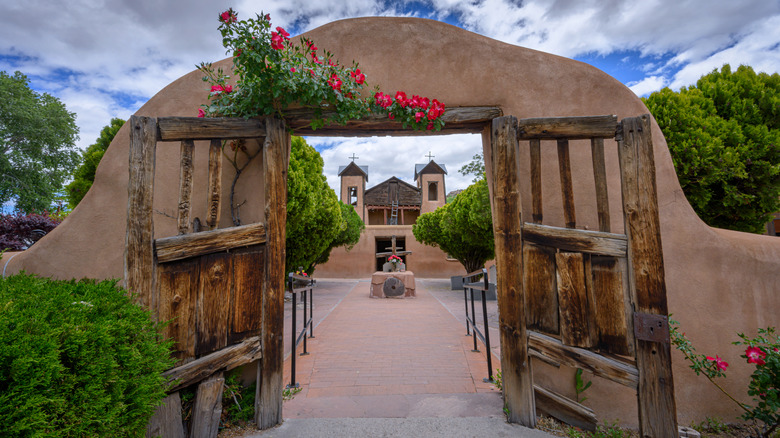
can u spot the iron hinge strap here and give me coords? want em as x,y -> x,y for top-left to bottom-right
633,312 -> 670,343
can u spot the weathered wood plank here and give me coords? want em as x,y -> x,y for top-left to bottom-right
125,115 -> 157,312
177,140 -> 195,235
163,335 -> 262,393
592,256 -> 633,356
206,139 -> 222,230
618,114 -> 677,437
529,331 -> 639,388
556,252 -> 594,348
591,137 -> 611,232
229,248 -> 263,344
535,385 -> 597,432
288,106 -> 502,136
517,115 -> 618,140
157,259 -> 198,362
490,115 -> 536,427
257,117 -> 289,429
557,139 -> 576,228
157,117 -> 265,141
145,392 -> 185,438
530,138 -> 543,224
191,372 -> 224,438
523,222 -> 627,257
523,244 -> 558,335
195,253 -> 231,356
155,222 -> 266,264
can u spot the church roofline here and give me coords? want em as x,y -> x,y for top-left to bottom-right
414,160 -> 447,180
338,162 -> 369,181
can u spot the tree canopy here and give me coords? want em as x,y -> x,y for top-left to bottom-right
1,71 -> 80,213
413,178 -> 494,273
66,118 -> 124,208
458,153 -> 485,183
643,64 -> 780,234
286,136 -> 363,274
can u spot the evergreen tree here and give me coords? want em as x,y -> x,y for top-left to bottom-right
66,118 -> 124,208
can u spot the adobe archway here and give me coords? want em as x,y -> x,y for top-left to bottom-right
6,16 -> 779,429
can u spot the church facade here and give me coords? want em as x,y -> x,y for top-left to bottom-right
315,160 -> 465,278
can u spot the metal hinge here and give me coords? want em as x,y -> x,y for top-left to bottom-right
633,312 -> 670,343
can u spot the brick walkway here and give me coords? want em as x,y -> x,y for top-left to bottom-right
282,278 -> 503,419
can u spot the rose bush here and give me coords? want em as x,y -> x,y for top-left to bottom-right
671,320 -> 779,437
198,9 -> 445,131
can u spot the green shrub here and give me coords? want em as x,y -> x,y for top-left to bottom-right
0,274 -> 174,437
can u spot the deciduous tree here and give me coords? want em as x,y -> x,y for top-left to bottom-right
644,64 -> 780,233
0,71 -> 80,213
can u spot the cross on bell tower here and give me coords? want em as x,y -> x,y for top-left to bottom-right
349,153 -> 359,161
425,151 -> 435,162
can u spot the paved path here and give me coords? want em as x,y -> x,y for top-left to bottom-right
241,278 -> 554,437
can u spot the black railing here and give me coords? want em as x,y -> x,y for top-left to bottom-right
463,268 -> 494,383
287,272 -> 315,389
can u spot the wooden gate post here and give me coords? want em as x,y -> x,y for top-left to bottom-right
125,115 -> 158,312
618,115 -> 678,437
490,116 -> 536,427
256,117 -> 290,429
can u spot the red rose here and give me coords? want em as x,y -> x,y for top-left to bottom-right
415,111 -> 425,122
197,108 -> 205,118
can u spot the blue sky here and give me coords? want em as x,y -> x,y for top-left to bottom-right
2,0 -> 779,201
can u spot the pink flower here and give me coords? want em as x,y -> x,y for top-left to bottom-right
419,97 -> 430,109
351,69 -> 365,84
271,32 -> 284,50
388,112 -> 395,120
223,85 -> 233,93
197,108 -> 205,118
415,111 -> 425,123
706,355 -> 729,371
234,48 -> 242,57
276,27 -> 290,38
374,92 -> 392,108
427,122 -> 434,130
746,347 -> 767,366
210,84 -> 224,93
327,73 -> 342,91
220,9 -> 237,24
290,67 -> 297,73
395,91 -> 408,107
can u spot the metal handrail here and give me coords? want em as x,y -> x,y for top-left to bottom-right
462,268 -> 494,383
287,273 -> 316,389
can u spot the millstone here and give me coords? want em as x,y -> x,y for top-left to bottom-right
382,277 -> 404,297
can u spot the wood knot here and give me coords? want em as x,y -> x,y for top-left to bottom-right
172,294 -> 182,304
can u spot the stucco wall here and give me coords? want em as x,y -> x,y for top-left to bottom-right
314,225 -> 465,278
4,16 -> 779,427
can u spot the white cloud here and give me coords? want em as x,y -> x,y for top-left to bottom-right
2,0 -> 779,158
628,75 -> 667,97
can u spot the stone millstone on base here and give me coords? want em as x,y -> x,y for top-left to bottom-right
383,277 -> 405,297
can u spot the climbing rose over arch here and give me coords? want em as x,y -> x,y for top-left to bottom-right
198,10 -> 447,132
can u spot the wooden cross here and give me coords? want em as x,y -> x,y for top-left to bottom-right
375,235 -> 412,259
425,151 -> 435,161
348,153 -> 359,161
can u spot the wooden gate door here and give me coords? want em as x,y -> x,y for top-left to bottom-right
125,115 -> 289,435
490,114 -> 677,437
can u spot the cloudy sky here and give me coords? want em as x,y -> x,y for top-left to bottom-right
2,0 -> 779,198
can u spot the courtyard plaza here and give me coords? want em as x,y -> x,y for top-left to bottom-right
241,278 -> 552,437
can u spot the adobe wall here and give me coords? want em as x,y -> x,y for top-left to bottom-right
5,16 -> 779,427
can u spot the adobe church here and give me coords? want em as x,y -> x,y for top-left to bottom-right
314,158 -> 465,278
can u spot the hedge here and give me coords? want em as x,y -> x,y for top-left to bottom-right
0,274 -> 174,437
